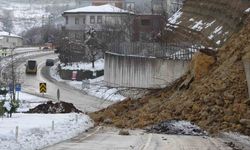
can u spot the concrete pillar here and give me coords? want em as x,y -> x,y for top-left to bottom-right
243,58 -> 250,98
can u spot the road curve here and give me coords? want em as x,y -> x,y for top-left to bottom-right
17,53 -> 112,112
44,126 -> 231,150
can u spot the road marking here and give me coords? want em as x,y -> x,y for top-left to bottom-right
75,126 -> 102,142
141,133 -> 153,150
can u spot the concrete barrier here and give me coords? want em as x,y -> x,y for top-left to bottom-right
104,52 -> 189,89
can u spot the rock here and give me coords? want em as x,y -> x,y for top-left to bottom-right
119,129 -> 130,135
240,119 -> 250,128
223,91 -> 235,101
215,99 -> 224,106
244,99 -> 250,105
103,118 -> 112,124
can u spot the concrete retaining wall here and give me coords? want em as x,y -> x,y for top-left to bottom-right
104,52 -> 189,89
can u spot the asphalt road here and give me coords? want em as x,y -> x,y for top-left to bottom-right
17,53 -> 112,112
44,126 -> 232,150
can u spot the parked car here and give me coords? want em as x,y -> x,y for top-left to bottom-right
25,60 -> 37,74
46,59 -> 54,66
54,49 -> 59,53
43,47 -> 49,50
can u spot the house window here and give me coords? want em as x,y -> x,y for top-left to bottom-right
90,16 -> 95,24
6,38 -> 9,43
83,16 -> 86,24
97,16 -> 102,24
65,16 -> 68,24
141,19 -> 151,26
75,17 -> 79,24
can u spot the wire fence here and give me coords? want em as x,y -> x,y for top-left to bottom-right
107,42 -> 202,60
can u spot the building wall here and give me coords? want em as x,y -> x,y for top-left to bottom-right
63,13 -> 132,31
0,36 -> 23,48
104,52 -> 189,89
133,15 -> 164,41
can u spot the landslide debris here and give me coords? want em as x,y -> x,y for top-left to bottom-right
146,120 -> 207,136
91,18 -> 250,135
26,101 -> 82,113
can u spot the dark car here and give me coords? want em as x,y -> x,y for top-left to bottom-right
54,49 -> 59,53
46,59 -> 54,66
26,60 -> 37,74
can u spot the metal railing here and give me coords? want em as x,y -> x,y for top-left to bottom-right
107,42 -> 202,60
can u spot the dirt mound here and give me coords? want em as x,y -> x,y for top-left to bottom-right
90,17 -> 250,135
26,101 -> 82,113
146,120 -> 207,136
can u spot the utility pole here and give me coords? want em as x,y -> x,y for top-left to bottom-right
10,48 -> 16,101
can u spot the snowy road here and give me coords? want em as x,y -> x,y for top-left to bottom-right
44,126 -> 232,150
17,53 -> 112,112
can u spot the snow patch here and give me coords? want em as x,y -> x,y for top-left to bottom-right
245,8 -> 250,13
0,113 -> 93,150
168,10 -> 183,25
50,63 -> 126,102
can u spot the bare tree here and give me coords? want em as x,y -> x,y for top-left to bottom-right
85,28 -> 105,68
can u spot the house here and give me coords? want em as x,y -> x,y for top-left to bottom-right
133,14 -> 164,41
0,31 -> 23,49
62,4 -> 134,41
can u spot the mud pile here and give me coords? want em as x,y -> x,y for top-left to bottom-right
91,17 -> 250,135
26,101 -> 82,113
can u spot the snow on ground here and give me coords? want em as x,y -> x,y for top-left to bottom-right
222,132 -> 250,146
0,91 -> 48,112
60,59 -> 104,71
189,19 -> 216,32
216,40 -> 221,45
0,88 -> 94,150
50,61 -> 126,102
208,26 -> 224,41
68,76 -> 126,102
168,9 -> 183,25
0,113 -> 93,150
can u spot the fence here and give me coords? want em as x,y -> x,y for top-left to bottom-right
107,42 -> 202,60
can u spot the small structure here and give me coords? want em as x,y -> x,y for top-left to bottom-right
0,31 -> 23,49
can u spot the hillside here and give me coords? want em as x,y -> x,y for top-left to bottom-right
0,0 -> 90,34
165,0 -> 250,48
91,2 -> 250,135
